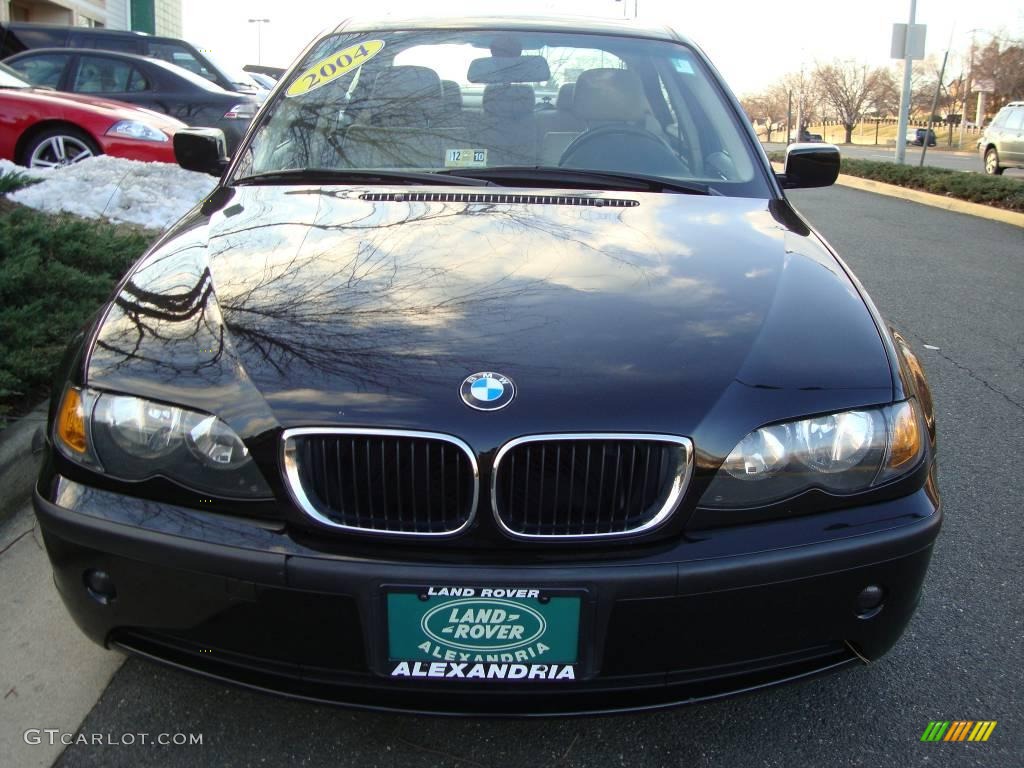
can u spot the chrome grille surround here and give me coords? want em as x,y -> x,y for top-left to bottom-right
490,433 -> 693,540
281,428 -> 479,536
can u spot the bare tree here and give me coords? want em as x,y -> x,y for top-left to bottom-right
814,60 -> 890,143
971,37 -> 1024,114
741,84 -> 789,142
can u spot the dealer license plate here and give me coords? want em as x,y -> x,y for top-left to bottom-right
386,586 -> 581,682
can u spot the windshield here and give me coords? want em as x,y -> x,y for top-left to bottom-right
235,30 -> 768,196
0,63 -> 30,88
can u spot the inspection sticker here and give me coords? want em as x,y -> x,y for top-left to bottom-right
286,39 -> 385,98
445,149 -> 488,168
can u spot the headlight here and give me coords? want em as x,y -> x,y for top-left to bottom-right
105,120 -> 169,142
700,400 -> 924,509
223,103 -> 257,120
54,387 -> 271,499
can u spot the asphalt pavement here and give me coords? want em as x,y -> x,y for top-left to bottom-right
765,141 -> 1024,177
6,186 -> 1022,768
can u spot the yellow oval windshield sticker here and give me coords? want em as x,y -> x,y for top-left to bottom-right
286,39 -> 385,98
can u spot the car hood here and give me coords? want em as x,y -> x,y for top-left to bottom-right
87,186 -> 893,458
11,87 -> 186,129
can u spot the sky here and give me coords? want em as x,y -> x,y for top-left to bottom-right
182,0 -> 1024,95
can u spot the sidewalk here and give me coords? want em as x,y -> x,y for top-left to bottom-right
0,504 -> 124,768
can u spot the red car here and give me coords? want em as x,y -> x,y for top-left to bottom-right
0,62 -> 184,168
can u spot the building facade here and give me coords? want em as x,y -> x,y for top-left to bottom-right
2,0 -> 181,37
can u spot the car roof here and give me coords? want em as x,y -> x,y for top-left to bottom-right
11,46 -> 159,65
5,22 -> 150,38
332,15 -> 688,44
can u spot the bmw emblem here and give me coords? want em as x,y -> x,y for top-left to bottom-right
460,372 -> 515,411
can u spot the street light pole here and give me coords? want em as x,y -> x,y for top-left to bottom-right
248,18 -> 270,65
614,0 -> 638,18
894,0 -> 917,164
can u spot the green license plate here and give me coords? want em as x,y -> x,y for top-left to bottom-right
386,587 -> 581,682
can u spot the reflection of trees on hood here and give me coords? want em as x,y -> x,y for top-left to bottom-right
90,198 -> 650,394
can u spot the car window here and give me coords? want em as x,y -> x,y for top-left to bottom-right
1004,108 -> 1024,132
0,63 -> 31,87
148,42 -> 218,82
73,55 -> 141,93
8,27 -> 69,49
241,30 -> 768,197
72,33 -> 143,54
8,53 -> 70,88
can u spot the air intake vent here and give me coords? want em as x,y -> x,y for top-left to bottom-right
359,191 -> 638,207
491,434 -> 692,539
282,429 -> 478,536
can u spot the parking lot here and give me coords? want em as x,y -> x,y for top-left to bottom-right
0,185 -> 1004,767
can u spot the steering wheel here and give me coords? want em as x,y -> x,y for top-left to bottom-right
558,125 -> 692,176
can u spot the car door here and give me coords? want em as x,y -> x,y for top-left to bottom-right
68,54 -> 155,111
1002,107 -> 1024,164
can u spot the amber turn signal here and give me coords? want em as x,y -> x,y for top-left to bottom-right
56,387 -> 89,454
887,400 -> 922,470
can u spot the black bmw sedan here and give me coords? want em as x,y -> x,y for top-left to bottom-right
34,17 -> 940,715
3,47 -> 261,152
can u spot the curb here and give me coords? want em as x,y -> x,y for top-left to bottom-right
771,162 -> 1024,229
0,404 -> 46,524
833,174 -> 1024,229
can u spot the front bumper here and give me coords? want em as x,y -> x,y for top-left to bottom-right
34,476 -> 941,716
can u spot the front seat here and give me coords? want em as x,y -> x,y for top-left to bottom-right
342,65 -> 449,168
559,67 -> 688,176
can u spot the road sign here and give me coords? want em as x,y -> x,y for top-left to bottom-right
891,23 -> 927,59
973,79 -> 995,94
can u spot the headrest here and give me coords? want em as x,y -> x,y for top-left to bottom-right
468,55 -> 550,84
556,82 -> 575,111
371,65 -> 442,101
572,68 -> 647,122
482,84 -> 535,118
441,79 -> 463,112
368,66 -> 443,124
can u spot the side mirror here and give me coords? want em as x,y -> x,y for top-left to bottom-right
173,128 -> 229,176
779,143 -> 840,189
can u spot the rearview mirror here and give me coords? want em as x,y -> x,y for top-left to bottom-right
174,128 -> 229,176
779,143 -> 840,189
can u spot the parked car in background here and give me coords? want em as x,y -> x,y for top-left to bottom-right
4,48 -> 261,151
245,71 -> 278,91
0,22 -> 264,95
0,62 -> 183,167
905,128 -> 937,147
799,130 -> 823,142
978,101 -> 1024,175
35,17 -> 941,715
243,64 -> 285,81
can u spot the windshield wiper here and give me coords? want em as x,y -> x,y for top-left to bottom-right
233,168 -> 494,187
436,166 -> 718,195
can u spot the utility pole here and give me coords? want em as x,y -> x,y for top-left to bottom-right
786,90 -> 792,144
894,0 -> 917,164
920,47 -> 948,167
248,18 -> 271,65
958,32 -> 974,149
795,54 -> 805,142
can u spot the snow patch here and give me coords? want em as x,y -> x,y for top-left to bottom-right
4,156 -> 216,230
